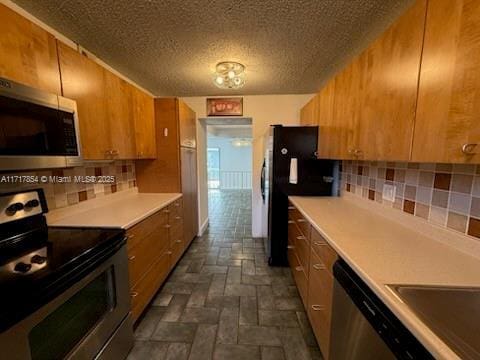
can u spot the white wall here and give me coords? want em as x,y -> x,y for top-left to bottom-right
182,94 -> 313,238
207,136 -> 252,172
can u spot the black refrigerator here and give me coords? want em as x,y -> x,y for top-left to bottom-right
260,125 -> 339,266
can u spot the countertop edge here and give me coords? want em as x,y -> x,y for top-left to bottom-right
288,195 -> 462,360
48,192 -> 183,230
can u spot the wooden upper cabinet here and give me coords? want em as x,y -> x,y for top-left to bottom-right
132,86 -> 156,159
104,70 -> 136,159
317,58 -> 364,162
58,42 -> 111,159
178,99 -> 196,148
0,4 -> 61,94
357,0 -> 427,161
412,0 -> 480,163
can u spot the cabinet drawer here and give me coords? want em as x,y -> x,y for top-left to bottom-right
168,197 -> 183,217
307,249 -> 334,358
311,227 -> 337,274
127,210 -> 168,250
127,228 -> 169,287
288,202 -> 311,239
130,250 -> 170,322
290,251 -> 308,304
169,238 -> 184,269
295,230 -> 310,279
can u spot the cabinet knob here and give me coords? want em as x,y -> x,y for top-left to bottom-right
176,239 -> 182,243
130,291 -> 139,298
167,251 -> 173,255
163,209 -> 170,213
311,305 -> 324,311
165,224 -> 171,228
462,143 -> 478,155
295,266 -> 303,272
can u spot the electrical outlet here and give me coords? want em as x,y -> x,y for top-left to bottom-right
382,184 -> 396,202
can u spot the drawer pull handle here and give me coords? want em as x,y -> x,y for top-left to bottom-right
311,305 -> 324,311
175,216 -> 181,220
167,251 -> 173,255
128,234 -> 135,239
287,245 -> 295,249
462,143 -> 479,155
131,292 -> 139,298
163,209 -> 170,213
296,236 -> 306,240
288,220 -> 295,224
295,266 -> 303,272
313,263 -> 325,270
176,239 -> 182,243
128,255 -> 136,261
165,224 -> 171,228
288,206 -> 295,210
175,202 -> 180,207
297,219 -> 307,223
313,241 -> 327,246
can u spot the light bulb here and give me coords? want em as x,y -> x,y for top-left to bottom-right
215,76 -> 224,85
228,70 -> 235,79
233,77 -> 241,85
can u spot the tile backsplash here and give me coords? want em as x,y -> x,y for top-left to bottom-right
0,160 -> 136,210
341,161 -> 480,239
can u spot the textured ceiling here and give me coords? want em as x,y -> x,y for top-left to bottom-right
12,0 -> 413,96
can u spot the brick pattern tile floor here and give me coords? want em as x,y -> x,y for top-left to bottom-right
128,189 -> 322,360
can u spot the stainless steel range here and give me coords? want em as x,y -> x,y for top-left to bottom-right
0,189 -> 133,360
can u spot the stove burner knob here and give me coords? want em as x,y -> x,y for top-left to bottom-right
5,202 -> 24,216
25,199 -> 40,209
31,255 -> 47,264
14,262 -> 32,273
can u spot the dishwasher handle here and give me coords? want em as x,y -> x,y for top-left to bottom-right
333,260 -> 433,360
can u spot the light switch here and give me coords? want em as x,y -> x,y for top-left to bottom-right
382,184 -> 396,202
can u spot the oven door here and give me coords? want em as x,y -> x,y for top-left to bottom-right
0,245 -> 132,360
0,77 -> 83,170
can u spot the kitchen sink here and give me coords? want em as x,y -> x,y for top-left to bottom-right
386,284 -> 480,360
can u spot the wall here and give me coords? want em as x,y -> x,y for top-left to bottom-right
0,161 -> 136,210
182,94 -> 313,237
341,160 -> 480,239
207,136 -> 252,172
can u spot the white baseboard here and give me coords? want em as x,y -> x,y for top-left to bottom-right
198,217 -> 209,236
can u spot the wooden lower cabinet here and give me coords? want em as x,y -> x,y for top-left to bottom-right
127,196 -> 187,322
288,201 -> 338,359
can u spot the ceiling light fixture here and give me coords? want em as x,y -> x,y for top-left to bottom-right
213,62 -> 245,89
231,138 -> 251,147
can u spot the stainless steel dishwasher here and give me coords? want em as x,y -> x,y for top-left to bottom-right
329,260 -> 433,360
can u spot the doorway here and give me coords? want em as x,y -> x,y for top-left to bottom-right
202,117 -> 253,236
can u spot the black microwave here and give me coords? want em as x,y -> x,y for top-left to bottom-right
0,77 -> 82,171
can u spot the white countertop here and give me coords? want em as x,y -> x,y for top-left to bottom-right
47,188 -> 182,229
289,193 -> 480,360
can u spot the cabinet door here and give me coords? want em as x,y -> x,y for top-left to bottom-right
0,4 -> 61,94
357,0 -> 427,161
320,66 -> 360,160
412,0 -> 480,163
178,100 -> 196,148
181,147 -> 198,244
132,86 -> 156,159
105,71 -> 136,159
58,42 -> 111,159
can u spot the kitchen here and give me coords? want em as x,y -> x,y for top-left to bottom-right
0,0 -> 479,359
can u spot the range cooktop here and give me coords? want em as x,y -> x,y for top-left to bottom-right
0,188 -> 126,332
387,284 -> 480,360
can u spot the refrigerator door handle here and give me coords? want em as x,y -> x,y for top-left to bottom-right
261,160 -> 266,202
